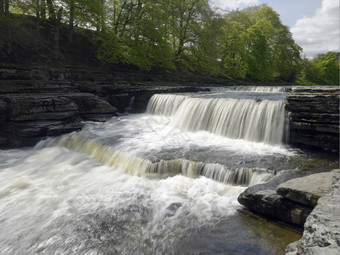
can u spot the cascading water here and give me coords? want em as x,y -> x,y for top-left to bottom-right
1,86 -> 335,255
147,94 -> 289,144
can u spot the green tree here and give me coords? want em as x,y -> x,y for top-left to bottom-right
221,21 -> 248,79
312,52 -> 340,85
222,4 -> 301,81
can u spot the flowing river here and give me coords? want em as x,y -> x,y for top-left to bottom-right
0,87 -> 337,254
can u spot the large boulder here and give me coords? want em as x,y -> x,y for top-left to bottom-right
277,170 -> 338,206
238,170 -> 339,227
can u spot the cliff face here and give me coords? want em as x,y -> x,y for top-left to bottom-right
286,87 -> 339,154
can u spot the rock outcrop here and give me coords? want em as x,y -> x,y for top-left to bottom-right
0,65 -> 203,148
277,171 -> 337,206
0,93 -> 117,147
286,87 -> 339,153
238,170 -> 339,227
286,170 -> 340,255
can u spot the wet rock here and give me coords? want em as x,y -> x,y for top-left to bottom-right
286,86 -> 339,153
237,170 -> 338,227
286,170 -> 340,255
165,203 -> 182,217
277,170 -> 338,206
0,93 -> 117,148
0,98 -> 8,121
5,94 -> 78,121
5,119 -> 84,147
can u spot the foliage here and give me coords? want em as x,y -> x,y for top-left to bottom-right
221,4 -> 302,81
3,1 -> 337,84
299,52 -> 340,85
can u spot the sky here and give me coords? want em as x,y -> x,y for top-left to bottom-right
210,0 -> 340,58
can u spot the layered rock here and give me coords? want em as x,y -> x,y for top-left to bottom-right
286,87 -> 339,153
238,170 -> 339,227
0,65 -> 203,148
286,170 -> 340,255
0,93 -> 117,148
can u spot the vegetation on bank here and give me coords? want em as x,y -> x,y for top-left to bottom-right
0,0 -> 339,85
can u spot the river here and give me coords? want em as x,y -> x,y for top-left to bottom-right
0,86 -> 337,254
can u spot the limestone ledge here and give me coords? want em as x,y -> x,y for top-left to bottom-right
286,170 -> 340,255
238,170 -> 339,227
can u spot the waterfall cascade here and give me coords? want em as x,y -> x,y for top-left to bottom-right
52,134 -> 272,186
147,94 -> 289,144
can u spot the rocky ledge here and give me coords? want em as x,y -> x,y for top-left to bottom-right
0,66 -> 203,148
0,93 -> 117,148
286,170 -> 340,255
286,87 -> 339,153
238,169 -> 340,227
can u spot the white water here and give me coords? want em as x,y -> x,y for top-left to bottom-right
147,94 -> 289,144
0,88 -> 303,254
208,86 -> 287,92
0,146 -> 245,254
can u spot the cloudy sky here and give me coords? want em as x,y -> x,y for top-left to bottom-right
210,0 -> 340,58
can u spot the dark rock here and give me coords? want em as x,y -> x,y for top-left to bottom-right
5,119 -> 84,147
237,170 -> 327,227
4,94 -> 78,121
286,86 -> 339,153
0,99 -> 8,120
0,92 -> 117,148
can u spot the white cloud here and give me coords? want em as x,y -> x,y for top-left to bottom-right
210,0 -> 259,11
291,0 -> 340,58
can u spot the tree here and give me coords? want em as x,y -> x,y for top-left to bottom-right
312,52 -> 340,85
221,4 -> 301,81
220,21 -> 248,79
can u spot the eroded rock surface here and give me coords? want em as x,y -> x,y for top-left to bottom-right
0,93 -> 117,148
238,170 -> 339,227
286,170 -> 340,255
277,170 -> 338,206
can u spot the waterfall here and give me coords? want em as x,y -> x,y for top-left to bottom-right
147,94 -> 289,144
51,134 -> 272,186
146,94 -> 187,116
208,86 -> 288,92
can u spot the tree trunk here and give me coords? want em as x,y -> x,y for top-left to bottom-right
4,0 -> 9,14
55,7 -> 63,58
68,0 -> 74,44
46,0 -> 55,20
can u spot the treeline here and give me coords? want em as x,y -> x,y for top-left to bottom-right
1,0 -> 339,84
299,52 -> 339,85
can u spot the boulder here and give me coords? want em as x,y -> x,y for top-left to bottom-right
238,170 -> 339,227
277,170 -> 338,206
286,170 -> 340,255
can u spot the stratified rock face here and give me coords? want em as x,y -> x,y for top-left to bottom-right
0,93 -> 117,148
238,170 -> 339,227
286,170 -> 340,255
286,87 -> 339,153
277,171 -> 338,206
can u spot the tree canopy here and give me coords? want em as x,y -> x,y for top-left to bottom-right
2,1 -> 338,84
